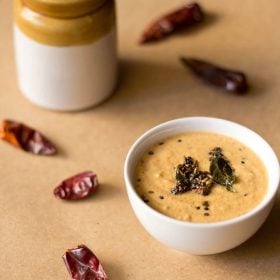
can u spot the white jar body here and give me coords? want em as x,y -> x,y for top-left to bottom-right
14,26 -> 117,111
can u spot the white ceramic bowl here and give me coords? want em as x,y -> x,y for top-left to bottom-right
124,117 -> 280,255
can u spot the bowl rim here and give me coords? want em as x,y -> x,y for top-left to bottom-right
124,116 -> 280,228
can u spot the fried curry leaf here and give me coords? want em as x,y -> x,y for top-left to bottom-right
172,157 -> 213,195
210,157 -> 236,192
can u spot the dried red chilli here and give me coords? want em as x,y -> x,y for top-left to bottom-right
139,2 -> 204,44
180,57 -> 248,94
63,245 -> 108,280
0,119 -> 56,155
54,171 -> 98,200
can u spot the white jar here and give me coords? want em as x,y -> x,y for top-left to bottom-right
14,0 -> 117,111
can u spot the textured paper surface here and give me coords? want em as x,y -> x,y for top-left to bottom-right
0,0 -> 280,279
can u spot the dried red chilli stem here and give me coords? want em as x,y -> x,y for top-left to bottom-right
0,119 -> 57,155
180,57 -> 248,93
63,245 -> 108,280
53,171 -> 99,200
139,2 -> 204,44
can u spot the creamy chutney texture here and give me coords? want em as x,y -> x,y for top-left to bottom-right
135,132 -> 267,222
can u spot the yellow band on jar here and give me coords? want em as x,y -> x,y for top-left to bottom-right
15,0 -> 115,46
22,0 -> 107,18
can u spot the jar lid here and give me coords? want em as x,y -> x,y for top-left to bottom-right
23,0 -> 107,18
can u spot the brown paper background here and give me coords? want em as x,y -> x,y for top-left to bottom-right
1,0 -> 280,279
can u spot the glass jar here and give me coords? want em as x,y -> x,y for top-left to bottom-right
14,0 -> 117,111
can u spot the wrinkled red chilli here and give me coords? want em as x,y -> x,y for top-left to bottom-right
180,57 -> 248,94
0,119 -> 57,155
63,244 -> 108,280
54,171 -> 98,200
139,2 -> 204,44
